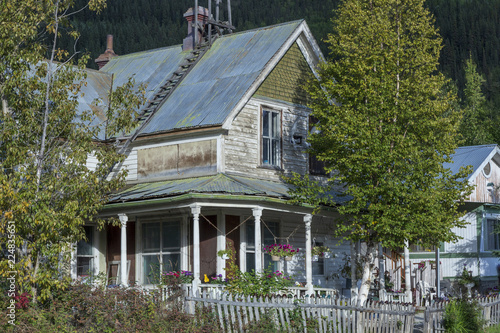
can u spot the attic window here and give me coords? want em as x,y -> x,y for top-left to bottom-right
483,162 -> 491,178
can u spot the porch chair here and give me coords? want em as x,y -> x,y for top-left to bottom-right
106,260 -> 130,286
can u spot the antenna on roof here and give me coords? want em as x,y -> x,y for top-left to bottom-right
205,0 -> 235,46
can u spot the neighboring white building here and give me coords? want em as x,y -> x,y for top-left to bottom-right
408,144 -> 500,291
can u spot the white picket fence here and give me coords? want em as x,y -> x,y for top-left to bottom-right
423,295 -> 500,332
185,290 -> 416,332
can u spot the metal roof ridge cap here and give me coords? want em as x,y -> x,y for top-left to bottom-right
105,44 -> 182,60
216,19 -> 304,39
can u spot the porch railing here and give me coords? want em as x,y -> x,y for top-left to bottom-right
158,283 -> 338,303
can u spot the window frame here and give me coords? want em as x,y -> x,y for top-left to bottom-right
141,219 -> 182,285
245,220 -> 280,272
76,225 -> 95,278
261,107 -> 282,169
312,241 -> 325,276
308,115 -> 327,176
484,217 -> 500,251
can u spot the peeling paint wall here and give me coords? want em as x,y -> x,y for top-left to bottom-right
224,97 -> 309,181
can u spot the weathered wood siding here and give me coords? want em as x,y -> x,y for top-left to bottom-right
471,159 -> 500,203
137,139 -> 217,180
111,138 -> 218,183
224,97 -> 309,180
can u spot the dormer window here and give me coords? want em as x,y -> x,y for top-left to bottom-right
262,108 -> 281,167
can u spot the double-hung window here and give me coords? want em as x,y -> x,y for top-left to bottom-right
76,226 -> 94,278
245,221 -> 279,272
142,221 -> 181,284
308,116 -> 327,176
262,109 -> 281,167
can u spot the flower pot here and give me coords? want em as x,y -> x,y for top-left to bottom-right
271,255 -> 280,262
312,255 -> 319,262
285,256 -> 293,261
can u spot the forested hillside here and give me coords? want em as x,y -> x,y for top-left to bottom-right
64,0 -> 500,143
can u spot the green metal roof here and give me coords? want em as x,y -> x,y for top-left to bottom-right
109,173 -> 292,203
100,20 -> 306,136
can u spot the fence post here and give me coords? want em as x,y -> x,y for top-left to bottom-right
423,307 -> 430,333
484,305 -> 491,327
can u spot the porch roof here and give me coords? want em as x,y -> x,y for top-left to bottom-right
109,173 -> 292,203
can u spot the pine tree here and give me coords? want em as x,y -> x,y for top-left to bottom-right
289,0 -> 473,305
460,57 -> 494,145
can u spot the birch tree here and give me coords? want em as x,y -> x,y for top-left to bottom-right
0,0 -> 144,302
288,0 -> 473,304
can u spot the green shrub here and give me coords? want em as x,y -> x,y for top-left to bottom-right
442,298 -> 484,333
0,281 -> 218,332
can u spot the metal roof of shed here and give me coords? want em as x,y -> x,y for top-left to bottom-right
445,144 -> 500,180
101,20 -> 304,136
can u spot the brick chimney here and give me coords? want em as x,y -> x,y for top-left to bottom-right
95,35 -> 117,69
183,6 -> 209,51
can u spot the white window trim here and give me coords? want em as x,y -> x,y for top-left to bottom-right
72,225 -> 98,280
260,106 -> 282,169
481,213 -> 500,252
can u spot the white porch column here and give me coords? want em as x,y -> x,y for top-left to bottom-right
118,213 -> 128,287
304,214 -> 314,295
253,207 -> 263,274
191,204 -> 201,290
404,240 -> 411,301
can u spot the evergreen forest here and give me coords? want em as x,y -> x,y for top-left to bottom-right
63,0 -> 500,144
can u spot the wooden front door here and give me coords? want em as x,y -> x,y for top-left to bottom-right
199,215 -> 218,278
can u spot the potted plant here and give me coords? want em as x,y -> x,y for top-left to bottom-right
458,265 -> 478,287
264,244 -> 299,261
458,264 -> 479,297
217,249 -> 232,260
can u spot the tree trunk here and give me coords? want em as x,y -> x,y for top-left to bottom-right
357,243 -> 377,305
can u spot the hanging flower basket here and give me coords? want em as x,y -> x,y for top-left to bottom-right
264,244 -> 299,259
312,255 -> 319,262
271,255 -> 280,262
312,245 -> 330,258
284,256 -> 293,261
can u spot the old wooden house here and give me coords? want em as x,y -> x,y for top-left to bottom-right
72,6 -> 350,294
